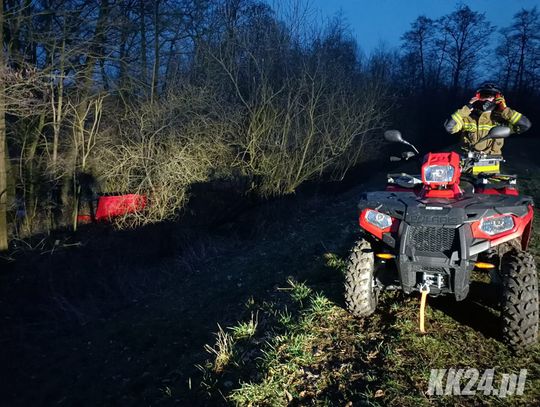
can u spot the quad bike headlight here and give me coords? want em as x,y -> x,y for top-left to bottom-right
423,165 -> 455,183
364,209 -> 393,229
479,214 -> 515,236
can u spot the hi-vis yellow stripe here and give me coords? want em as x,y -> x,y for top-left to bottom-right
452,112 -> 463,126
478,124 -> 497,131
510,111 -> 522,125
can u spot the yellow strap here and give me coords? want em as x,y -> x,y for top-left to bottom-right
419,289 -> 428,334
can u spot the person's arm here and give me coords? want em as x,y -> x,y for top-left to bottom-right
496,95 -> 531,134
500,107 -> 531,134
444,105 -> 473,134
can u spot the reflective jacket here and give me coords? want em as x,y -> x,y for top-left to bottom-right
444,105 -> 531,155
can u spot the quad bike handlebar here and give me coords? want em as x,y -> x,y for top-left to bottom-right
384,125 -> 511,162
384,125 -> 514,189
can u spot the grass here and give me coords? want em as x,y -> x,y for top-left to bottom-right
3,139 -> 540,406
202,270 -> 391,405
199,141 -> 540,406
202,274 -> 540,406
204,325 -> 236,374
287,279 -> 313,304
229,313 -> 259,341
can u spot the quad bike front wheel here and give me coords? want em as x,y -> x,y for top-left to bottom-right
501,249 -> 539,350
345,238 -> 378,317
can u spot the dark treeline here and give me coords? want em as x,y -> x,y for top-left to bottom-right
1,1 -> 539,248
394,5 -> 540,149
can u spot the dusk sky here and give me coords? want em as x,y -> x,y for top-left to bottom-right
311,0 -> 540,53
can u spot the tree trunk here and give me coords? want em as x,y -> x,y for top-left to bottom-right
0,3 -> 9,250
63,0 -> 110,231
418,30 -> 426,90
434,34 -> 447,88
23,113 -> 46,236
452,50 -> 462,91
52,39 -> 65,166
151,0 -> 160,102
515,38 -> 526,93
140,0 -> 148,89
118,16 -> 129,96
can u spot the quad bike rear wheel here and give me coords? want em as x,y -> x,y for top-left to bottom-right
501,249 -> 539,350
345,238 -> 378,317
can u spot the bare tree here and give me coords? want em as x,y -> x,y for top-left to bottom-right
96,87 -> 234,226
401,16 -> 434,91
497,7 -> 540,93
68,93 -> 106,230
439,5 -> 494,90
0,0 -> 392,237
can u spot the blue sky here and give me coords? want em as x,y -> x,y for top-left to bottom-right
311,0 -> 540,53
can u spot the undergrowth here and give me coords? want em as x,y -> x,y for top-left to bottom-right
201,176 -> 540,406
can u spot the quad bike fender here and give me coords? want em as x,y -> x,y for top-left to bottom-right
521,207 -> 534,250
470,205 -> 534,251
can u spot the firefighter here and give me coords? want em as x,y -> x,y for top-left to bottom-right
444,82 -> 531,155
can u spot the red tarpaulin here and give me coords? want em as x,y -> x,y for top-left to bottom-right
77,194 -> 146,223
94,194 -> 147,221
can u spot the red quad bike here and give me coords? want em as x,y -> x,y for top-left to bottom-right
345,126 -> 539,349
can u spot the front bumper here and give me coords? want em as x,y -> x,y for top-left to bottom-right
396,223 -> 475,300
358,190 -> 534,300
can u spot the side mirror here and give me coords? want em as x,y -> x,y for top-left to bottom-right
474,126 -> 512,146
384,130 -> 404,143
487,126 -> 511,139
383,129 -> 420,154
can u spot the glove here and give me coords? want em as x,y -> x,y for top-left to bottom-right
466,94 -> 480,109
495,94 -> 507,111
